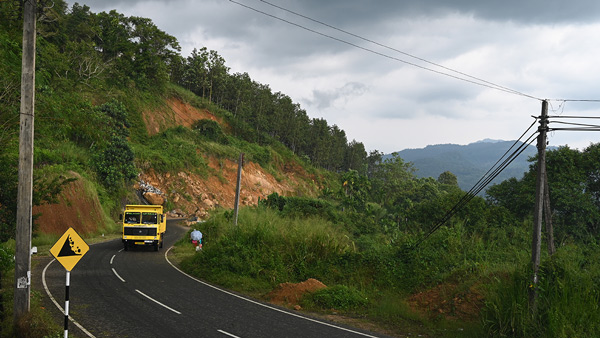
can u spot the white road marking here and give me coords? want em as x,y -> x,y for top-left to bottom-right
218,329 -> 241,337
164,246 -> 380,337
135,289 -> 182,314
111,268 -> 126,282
42,259 -> 97,338
110,254 -> 116,265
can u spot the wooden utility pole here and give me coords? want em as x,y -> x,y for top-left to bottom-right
543,178 -> 556,255
233,153 -> 244,226
529,100 -> 548,310
14,0 -> 37,322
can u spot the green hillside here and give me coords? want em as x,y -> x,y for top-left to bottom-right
391,141 -> 539,193
2,2 -> 600,337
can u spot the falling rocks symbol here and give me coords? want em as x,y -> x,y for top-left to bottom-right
58,235 -> 83,257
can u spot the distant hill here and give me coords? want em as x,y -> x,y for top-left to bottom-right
387,140 -> 539,194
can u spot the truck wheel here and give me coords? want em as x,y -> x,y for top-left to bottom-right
160,235 -> 164,248
124,242 -> 128,251
154,243 -> 159,251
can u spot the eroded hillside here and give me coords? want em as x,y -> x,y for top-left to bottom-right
34,98 -> 320,236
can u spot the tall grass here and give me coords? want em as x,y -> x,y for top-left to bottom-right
482,244 -> 600,337
180,208 -> 355,292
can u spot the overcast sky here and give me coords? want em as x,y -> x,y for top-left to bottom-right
75,0 -> 600,154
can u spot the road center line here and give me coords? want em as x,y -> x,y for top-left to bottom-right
135,289 -> 182,314
111,268 -> 126,283
110,254 -> 116,265
218,329 -> 241,337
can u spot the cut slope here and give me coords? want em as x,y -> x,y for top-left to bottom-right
33,172 -> 106,236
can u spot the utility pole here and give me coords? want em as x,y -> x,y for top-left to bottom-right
529,100 -> 548,311
15,0 -> 36,322
233,153 -> 244,226
543,178 -> 556,255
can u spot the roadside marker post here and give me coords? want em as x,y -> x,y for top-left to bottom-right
49,228 -> 90,338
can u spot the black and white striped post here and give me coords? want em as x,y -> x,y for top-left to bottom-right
49,228 -> 90,338
63,270 -> 70,338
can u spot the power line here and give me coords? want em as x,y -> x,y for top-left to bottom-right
550,121 -> 600,129
412,121 -> 539,248
548,115 -> 600,119
229,0 -> 542,101
257,0 -> 536,100
551,127 -> 600,132
550,99 -> 600,103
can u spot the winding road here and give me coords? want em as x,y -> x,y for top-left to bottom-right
36,220 -> 392,338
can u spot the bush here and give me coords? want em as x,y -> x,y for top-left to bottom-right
261,193 -> 338,221
303,285 -> 368,311
193,119 -> 228,144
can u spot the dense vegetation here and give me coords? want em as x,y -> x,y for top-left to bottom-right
183,146 -> 600,337
1,2 -> 600,337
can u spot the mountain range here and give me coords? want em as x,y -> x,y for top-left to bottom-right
389,140 -> 540,194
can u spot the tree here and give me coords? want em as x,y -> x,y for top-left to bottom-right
438,171 -> 458,187
344,140 -> 367,174
486,177 -> 533,220
487,145 -> 600,243
369,153 -> 419,223
207,49 -> 229,104
183,47 -> 209,96
327,125 -> 348,172
306,118 -> 331,168
128,16 -> 181,89
366,150 -> 383,178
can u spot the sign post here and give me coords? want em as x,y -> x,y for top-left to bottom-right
49,228 -> 89,338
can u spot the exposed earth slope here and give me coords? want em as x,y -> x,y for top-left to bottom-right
34,97 -> 319,236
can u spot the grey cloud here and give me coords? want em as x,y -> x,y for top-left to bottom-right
305,82 -> 367,109
287,0 -> 600,25
71,0 -> 600,152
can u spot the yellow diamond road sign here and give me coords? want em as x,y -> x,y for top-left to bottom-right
50,227 -> 89,271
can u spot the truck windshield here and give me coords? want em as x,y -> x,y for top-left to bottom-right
142,212 -> 158,224
124,212 -> 141,224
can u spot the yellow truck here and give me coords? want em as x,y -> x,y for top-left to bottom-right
120,205 -> 166,251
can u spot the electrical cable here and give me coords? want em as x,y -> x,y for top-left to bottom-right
257,0 -> 536,100
550,99 -> 600,103
464,120 -> 538,195
550,121 -> 600,129
229,0 -> 543,101
412,121 -> 539,249
551,127 -> 600,132
548,115 -> 600,119
415,133 -> 537,248
228,1 -> 600,245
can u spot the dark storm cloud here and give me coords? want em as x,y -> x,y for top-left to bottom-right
73,0 -> 600,152
290,0 -> 600,25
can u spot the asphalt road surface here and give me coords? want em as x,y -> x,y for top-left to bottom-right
36,220 -> 392,338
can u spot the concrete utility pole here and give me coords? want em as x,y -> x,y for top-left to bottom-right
14,0 -> 37,322
233,153 -> 244,226
529,100 -> 548,311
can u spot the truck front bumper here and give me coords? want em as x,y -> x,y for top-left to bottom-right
122,239 -> 158,246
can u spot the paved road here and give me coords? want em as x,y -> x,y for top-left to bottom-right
37,220 -> 391,338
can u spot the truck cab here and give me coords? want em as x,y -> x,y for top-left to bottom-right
121,205 -> 166,251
